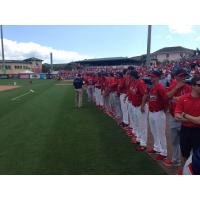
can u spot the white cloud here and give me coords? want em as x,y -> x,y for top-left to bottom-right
168,25 -> 193,34
195,36 -> 200,41
166,35 -> 172,39
0,38 -> 91,64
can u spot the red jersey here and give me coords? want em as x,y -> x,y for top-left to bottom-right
103,77 -> 113,96
85,76 -> 94,85
125,77 -> 133,101
93,76 -> 98,85
110,77 -> 118,92
175,93 -> 200,128
95,77 -> 101,89
125,76 -> 131,94
117,77 -> 126,94
129,79 -> 147,106
100,77 -> 106,91
104,77 -> 110,91
168,80 -> 192,116
149,83 -> 168,112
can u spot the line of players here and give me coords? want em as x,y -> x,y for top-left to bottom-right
83,66 -> 200,174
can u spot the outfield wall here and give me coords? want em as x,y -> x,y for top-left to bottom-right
0,73 -> 57,80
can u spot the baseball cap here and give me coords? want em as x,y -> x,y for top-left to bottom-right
128,66 -> 135,70
149,70 -> 162,78
130,70 -> 139,79
174,68 -> 188,77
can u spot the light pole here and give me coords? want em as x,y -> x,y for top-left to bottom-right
146,25 -> 152,67
1,25 -> 5,73
50,52 -> 53,71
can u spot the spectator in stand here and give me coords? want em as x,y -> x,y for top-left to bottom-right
147,70 -> 169,160
163,68 -> 192,168
175,75 -> 200,173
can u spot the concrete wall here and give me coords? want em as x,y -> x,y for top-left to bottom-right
155,52 -> 192,62
0,60 -> 42,74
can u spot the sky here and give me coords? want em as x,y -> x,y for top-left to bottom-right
1,25 -> 200,64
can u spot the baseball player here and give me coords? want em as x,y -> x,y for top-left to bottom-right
175,75 -> 200,172
147,70 -> 169,160
163,68 -> 192,167
128,70 -> 148,151
117,69 -> 129,128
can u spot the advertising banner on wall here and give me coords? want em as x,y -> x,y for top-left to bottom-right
46,73 -> 53,79
0,74 -> 8,79
19,74 -> 30,79
40,73 -> 47,80
8,74 -> 19,79
30,74 -> 40,79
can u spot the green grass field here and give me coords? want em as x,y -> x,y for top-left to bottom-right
0,79 -> 165,174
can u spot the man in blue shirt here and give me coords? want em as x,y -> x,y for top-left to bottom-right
73,74 -> 84,108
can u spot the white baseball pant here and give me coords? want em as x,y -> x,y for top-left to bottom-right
149,110 -> 167,156
137,104 -> 148,146
120,93 -> 129,125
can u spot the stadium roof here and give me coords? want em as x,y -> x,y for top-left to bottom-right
72,57 -> 141,66
152,46 -> 194,54
23,57 -> 43,62
0,60 -> 32,64
78,57 -> 129,62
0,57 -> 43,64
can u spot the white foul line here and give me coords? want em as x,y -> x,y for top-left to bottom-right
11,89 -> 35,101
